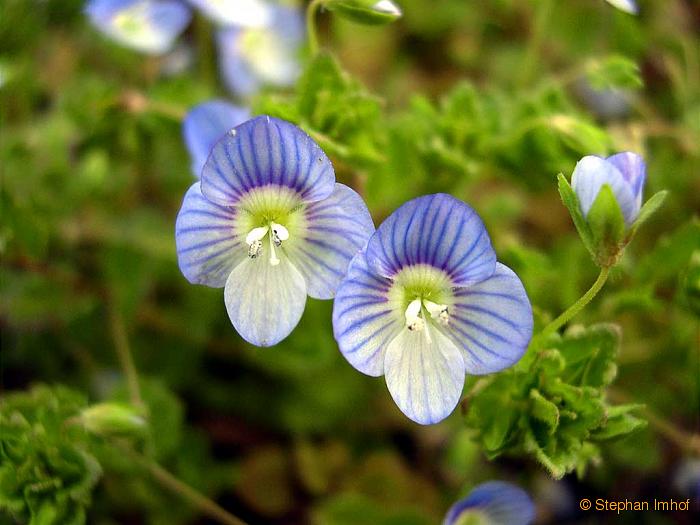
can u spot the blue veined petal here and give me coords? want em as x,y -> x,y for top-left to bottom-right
182,100 -> 251,178
571,155 -> 638,225
217,5 -> 304,97
187,0 -> 273,27
443,481 -> 535,525
384,325 -> 466,425
286,183 -> 375,299
224,253 -> 307,347
85,0 -> 191,55
605,0 -> 638,15
333,251 -> 401,376
606,152 -> 646,208
201,116 -> 336,206
175,182 -> 246,287
449,263 -> 532,375
365,194 -> 497,286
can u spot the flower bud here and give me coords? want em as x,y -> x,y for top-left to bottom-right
326,0 -> 402,26
558,153 -> 666,268
80,402 -> 146,437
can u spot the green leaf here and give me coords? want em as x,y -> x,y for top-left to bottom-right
529,389 -> 560,434
558,324 -> 620,388
593,404 -> 647,440
585,55 -> 643,91
326,0 -> 403,26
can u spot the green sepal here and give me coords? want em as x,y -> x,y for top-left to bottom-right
80,402 -> 147,438
557,173 -> 595,256
325,0 -> 402,26
587,184 -> 627,266
626,190 -> 668,240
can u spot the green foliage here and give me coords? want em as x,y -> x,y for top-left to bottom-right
254,53 -> 384,167
584,55 -> 643,91
465,324 -> 646,479
0,385 -> 101,525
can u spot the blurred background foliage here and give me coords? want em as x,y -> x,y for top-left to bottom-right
1,0 -> 699,524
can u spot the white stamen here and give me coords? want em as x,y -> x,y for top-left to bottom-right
246,226 -> 269,245
268,232 -> 280,266
271,222 -> 289,242
424,300 -> 449,326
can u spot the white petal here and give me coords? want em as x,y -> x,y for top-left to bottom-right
224,254 -> 307,347
384,327 -> 466,425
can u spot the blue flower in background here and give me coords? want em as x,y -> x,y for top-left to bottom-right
333,194 -> 532,425
217,4 -> 304,96
443,481 -> 536,525
187,0 -> 274,27
176,116 -> 374,346
572,152 -> 646,227
183,100 -> 251,178
86,0 -> 192,55
605,0 -> 638,15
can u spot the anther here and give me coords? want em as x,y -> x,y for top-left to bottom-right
248,240 -> 263,259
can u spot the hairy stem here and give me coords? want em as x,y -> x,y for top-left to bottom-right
107,301 -> 143,408
536,266 -> 610,343
116,444 -> 249,525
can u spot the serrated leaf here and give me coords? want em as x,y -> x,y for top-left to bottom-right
529,389 -> 560,434
593,404 -> 647,440
558,323 -> 620,388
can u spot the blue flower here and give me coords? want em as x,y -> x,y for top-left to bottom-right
443,481 -> 536,525
216,4 -> 304,97
332,194 -> 532,425
85,0 -> 192,55
182,100 -> 251,178
571,152 -> 646,227
175,116 -> 374,347
605,0 -> 638,15
186,0 -> 274,27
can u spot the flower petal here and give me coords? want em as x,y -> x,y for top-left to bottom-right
443,481 -> 535,525
606,152 -> 646,206
86,0 -> 192,55
183,100 -> 251,178
224,254 -> 307,347
217,5 -> 303,96
605,0 -> 638,15
187,0 -> 273,27
333,252 -> 401,376
448,263 -> 532,375
571,155 -> 638,225
365,194 -> 496,286
201,116 -> 336,207
286,183 -> 375,299
175,182 -> 244,287
384,325 -> 466,425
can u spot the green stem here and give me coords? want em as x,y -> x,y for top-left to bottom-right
107,301 -> 143,408
306,0 -> 326,55
517,0 -> 553,87
116,444 -> 249,525
536,266 -> 610,342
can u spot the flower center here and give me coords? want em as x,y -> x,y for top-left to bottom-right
245,221 -> 290,266
388,264 -> 454,344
